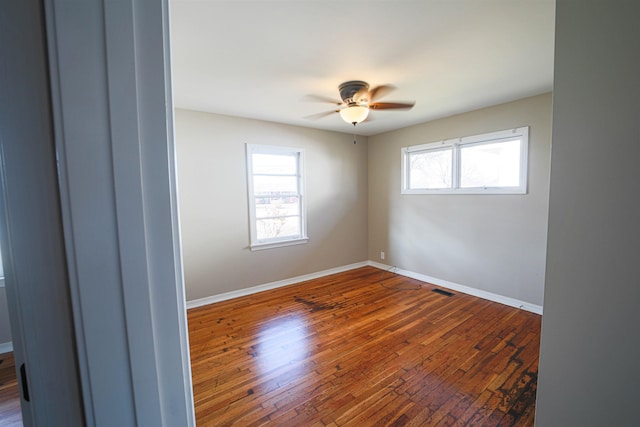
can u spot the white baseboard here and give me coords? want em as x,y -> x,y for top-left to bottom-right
368,261 -> 543,315
186,260 -> 543,315
186,261 -> 369,309
0,342 -> 13,354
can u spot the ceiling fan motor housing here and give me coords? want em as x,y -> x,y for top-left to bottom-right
339,80 -> 369,105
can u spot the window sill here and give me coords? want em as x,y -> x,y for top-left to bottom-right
250,237 -> 309,251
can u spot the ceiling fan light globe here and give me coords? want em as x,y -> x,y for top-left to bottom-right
339,105 -> 369,125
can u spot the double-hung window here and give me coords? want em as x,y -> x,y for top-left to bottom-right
402,127 -> 529,194
246,144 -> 308,250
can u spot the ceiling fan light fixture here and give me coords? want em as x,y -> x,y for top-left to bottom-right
339,105 -> 369,125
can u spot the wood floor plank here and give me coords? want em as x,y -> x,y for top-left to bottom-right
0,267 -> 541,426
0,352 -> 22,427
188,266 -> 541,426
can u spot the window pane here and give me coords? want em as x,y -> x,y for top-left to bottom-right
460,139 -> 520,188
247,144 -> 307,248
256,216 -> 301,240
252,153 -> 297,175
255,196 -> 300,219
408,149 -> 452,189
253,175 -> 298,195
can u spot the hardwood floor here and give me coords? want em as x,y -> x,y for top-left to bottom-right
0,352 -> 22,426
0,267 -> 541,426
188,266 -> 541,426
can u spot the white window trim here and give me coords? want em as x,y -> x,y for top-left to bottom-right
401,127 -> 529,195
246,144 -> 308,251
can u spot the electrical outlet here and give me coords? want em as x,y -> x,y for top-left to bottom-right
380,251 -> 385,260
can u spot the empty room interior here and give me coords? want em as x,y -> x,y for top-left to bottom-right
1,1 -> 551,425
174,2 -> 552,424
2,0 -> 639,426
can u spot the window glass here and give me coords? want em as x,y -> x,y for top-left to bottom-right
247,144 -> 308,249
253,175 -> 298,195
460,139 -> 521,188
408,148 -> 453,190
252,153 -> 297,175
401,127 -> 528,195
257,217 -> 301,241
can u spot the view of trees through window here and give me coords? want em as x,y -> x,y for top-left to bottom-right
408,148 -> 452,190
247,147 -> 306,247
402,127 -> 528,195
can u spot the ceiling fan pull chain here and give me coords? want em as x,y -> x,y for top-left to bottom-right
353,124 -> 357,144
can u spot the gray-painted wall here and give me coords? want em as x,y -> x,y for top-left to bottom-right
0,242 -> 10,346
0,287 -> 10,346
0,250 -> 10,346
368,94 -> 552,306
535,1 -> 640,425
175,109 -> 369,301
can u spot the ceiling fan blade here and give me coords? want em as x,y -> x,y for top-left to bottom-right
303,110 -> 339,120
368,85 -> 396,102
303,94 -> 343,105
370,101 -> 415,110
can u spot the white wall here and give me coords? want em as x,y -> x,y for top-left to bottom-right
536,1 -> 640,425
175,109 -> 369,301
368,94 -> 552,307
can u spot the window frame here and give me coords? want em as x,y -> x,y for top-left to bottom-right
246,144 -> 308,250
401,127 -> 529,195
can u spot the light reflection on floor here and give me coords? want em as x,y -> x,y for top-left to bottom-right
254,315 -> 310,375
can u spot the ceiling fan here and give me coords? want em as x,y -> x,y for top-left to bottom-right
305,80 -> 415,126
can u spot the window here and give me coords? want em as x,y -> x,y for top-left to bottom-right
246,144 -> 308,250
401,127 -> 529,194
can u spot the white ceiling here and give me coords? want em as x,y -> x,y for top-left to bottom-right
170,0 -> 555,136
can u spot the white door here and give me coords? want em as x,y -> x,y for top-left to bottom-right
0,1 -> 85,425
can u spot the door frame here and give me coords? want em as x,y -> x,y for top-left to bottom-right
0,0 -> 195,425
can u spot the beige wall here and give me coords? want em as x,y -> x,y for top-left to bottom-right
175,109 -> 369,301
368,93 -> 552,306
